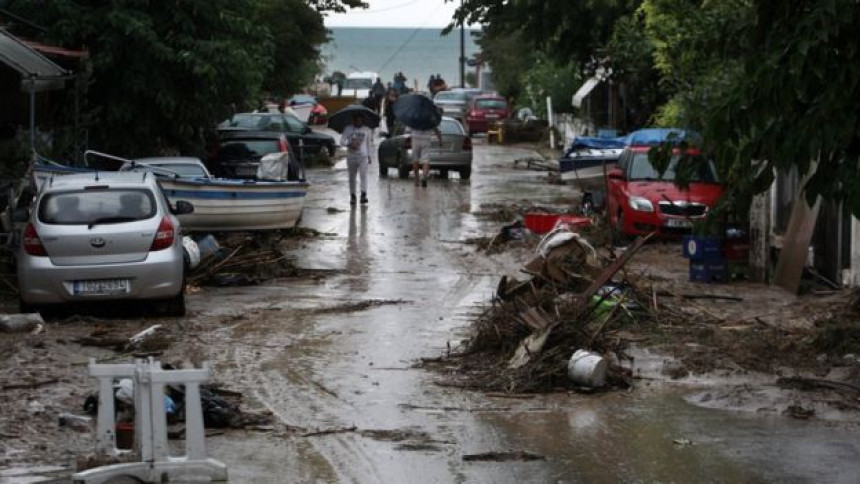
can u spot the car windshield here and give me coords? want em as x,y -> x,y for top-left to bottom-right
476,99 -> 507,110
345,78 -> 373,89
440,120 -> 464,135
629,152 -> 719,182
39,189 -> 156,225
219,140 -> 280,159
283,114 -> 306,133
149,163 -> 208,178
435,91 -> 467,102
223,114 -> 271,130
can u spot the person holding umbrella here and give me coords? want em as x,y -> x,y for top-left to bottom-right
340,114 -> 374,205
392,93 -> 444,187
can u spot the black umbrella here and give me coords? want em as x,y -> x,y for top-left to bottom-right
392,94 -> 442,130
327,105 -> 380,133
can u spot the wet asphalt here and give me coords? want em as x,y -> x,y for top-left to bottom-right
189,138 -> 860,483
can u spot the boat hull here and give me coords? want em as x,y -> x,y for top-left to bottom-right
559,150 -> 621,181
160,179 -> 309,232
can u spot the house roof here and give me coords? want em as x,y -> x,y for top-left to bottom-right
0,28 -> 68,79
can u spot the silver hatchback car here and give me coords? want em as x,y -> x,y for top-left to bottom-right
14,172 -> 193,315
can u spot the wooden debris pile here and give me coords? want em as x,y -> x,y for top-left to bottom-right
188,232 -> 302,286
440,233 -> 652,393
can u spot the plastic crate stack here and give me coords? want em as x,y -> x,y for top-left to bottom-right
682,236 -> 749,283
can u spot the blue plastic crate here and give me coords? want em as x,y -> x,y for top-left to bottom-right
682,236 -> 723,260
689,259 -> 729,283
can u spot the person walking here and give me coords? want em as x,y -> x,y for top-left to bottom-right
382,88 -> 399,133
340,114 -> 373,205
410,126 -> 442,187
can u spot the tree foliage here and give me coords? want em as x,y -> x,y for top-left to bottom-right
6,0 -> 368,157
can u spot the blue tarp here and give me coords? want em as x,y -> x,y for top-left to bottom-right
563,128 -> 700,157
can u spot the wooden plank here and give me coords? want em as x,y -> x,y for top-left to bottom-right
773,194 -> 821,293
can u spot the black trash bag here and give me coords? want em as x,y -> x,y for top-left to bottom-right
200,388 -> 240,428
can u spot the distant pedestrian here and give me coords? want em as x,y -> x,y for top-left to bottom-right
427,74 -> 436,92
340,114 -> 373,205
383,88 -> 399,133
371,78 -> 385,100
410,125 -> 442,187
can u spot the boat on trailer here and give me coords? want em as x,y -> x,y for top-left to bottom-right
33,151 -> 309,232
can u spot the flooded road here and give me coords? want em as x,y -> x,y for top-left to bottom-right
190,139 -> 860,483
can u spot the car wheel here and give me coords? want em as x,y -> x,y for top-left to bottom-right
162,291 -> 186,317
379,162 -> 388,177
439,169 -> 449,179
459,167 -> 471,180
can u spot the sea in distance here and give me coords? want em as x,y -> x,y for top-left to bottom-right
322,27 -> 480,91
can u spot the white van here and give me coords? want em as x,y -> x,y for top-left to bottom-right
341,71 -> 380,99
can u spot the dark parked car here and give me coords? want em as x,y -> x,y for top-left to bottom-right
208,131 -> 302,180
378,116 -> 473,180
219,112 -> 336,162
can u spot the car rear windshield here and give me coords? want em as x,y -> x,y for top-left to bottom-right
223,114 -> 268,130
630,153 -> 719,182
475,99 -> 507,110
218,140 -> 281,159
39,189 -> 156,225
440,120 -> 465,135
345,78 -> 373,89
149,163 -> 208,178
435,91 -> 468,102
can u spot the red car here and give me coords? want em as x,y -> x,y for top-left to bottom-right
464,95 -> 509,135
606,145 -> 723,237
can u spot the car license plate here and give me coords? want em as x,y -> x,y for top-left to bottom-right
236,165 -> 256,177
665,218 -> 693,228
74,279 -> 130,296
486,114 -> 499,119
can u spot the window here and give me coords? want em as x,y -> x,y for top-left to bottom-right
283,115 -> 306,133
40,189 -> 156,225
439,120 -> 464,135
344,78 -> 373,89
150,164 -> 207,178
629,153 -> 718,182
475,99 -> 507,110
224,114 -> 267,130
435,91 -> 467,102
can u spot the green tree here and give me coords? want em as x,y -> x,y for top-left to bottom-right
253,0 -> 329,97
10,0 -> 272,156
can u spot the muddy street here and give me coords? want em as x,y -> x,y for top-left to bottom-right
3,139 -> 860,483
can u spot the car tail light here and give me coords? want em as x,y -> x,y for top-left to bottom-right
150,217 -> 175,251
22,223 -> 47,256
463,137 -> 472,151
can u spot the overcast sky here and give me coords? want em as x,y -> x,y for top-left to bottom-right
324,0 -> 463,28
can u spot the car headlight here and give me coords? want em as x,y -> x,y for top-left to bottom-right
629,196 -> 654,212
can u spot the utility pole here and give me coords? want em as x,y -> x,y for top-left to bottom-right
459,0 -> 465,87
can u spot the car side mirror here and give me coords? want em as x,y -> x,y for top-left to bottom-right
303,126 -> 312,134
172,200 -> 194,215
380,132 -> 391,139
608,169 -> 625,180
11,207 -> 29,223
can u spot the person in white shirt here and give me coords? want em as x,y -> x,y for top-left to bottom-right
340,115 -> 374,205
411,126 -> 442,187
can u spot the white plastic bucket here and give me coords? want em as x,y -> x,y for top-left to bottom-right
567,349 -> 607,387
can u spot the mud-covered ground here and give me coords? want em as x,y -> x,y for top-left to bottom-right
2,137 -> 860,483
